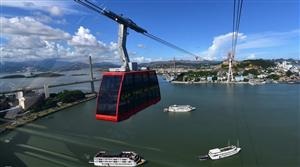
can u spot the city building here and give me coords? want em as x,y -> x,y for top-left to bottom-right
18,91 -> 44,110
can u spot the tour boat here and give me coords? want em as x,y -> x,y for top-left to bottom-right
164,105 -> 195,112
89,151 -> 146,167
208,145 -> 241,160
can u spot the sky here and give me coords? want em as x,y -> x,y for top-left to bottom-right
0,0 -> 299,64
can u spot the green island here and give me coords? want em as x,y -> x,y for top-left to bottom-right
1,72 -> 64,79
1,75 -> 26,79
71,73 -> 88,76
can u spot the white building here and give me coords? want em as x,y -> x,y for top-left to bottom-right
257,74 -> 267,79
235,76 -> 244,82
207,76 -> 213,82
18,91 -> 43,110
277,61 -> 293,71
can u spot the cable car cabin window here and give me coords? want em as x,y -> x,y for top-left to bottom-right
97,76 -> 122,116
149,72 -> 157,99
119,74 -> 133,115
116,71 -> 161,118
142,72 -> 150,101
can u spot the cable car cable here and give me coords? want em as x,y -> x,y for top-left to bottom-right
231,0 -> 237,55
233,0 -> 243,56
75,0 -> 199,60
231,0 -> 244,57
143,33 -> 199,58
230,1 -> 245,166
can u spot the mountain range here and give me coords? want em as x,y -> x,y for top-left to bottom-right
0,59 -> 119,73
0,58 -> 298,73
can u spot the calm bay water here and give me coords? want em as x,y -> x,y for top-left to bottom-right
0,69 -> 101,93
0,77 -> 299,167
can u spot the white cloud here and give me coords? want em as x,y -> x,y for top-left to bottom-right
200,29 -> 299,60
129,51 -> 160,63
238,30 -> 300,50
200,32 -> 246,60
32,11 -> 67,24
48,5 -> 63,16
1,0 -> 67,16
0,16 -> 71,61
247,53 -> 256,59
68,26 -> 119,62
137,44 -> 145,48
0,17 -> 118,62
0,16 -> 164,63
0,17 -> 70,40
7,36 -> 46,49
131,56 -> 152,63
69,26 -> 98,47
1,0 -> 72,16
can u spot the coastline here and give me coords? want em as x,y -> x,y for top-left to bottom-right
170,80 -> 299,85
0,94 -> 97,134
171,81 -> 250,84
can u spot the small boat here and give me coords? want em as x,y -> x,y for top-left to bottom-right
249,80 -> 265,86
164,105 -> 196,112
208,145 -> 241,160
4,139 -> 11,143
89,151 -> 146,167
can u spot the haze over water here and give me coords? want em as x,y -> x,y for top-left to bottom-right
0,77 -> 299,167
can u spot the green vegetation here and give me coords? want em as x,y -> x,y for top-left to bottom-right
243,69 -> 259,76
237,59 -> 276,69
212,76 -> 218,81
187,70 -> 217,77
56,90 -> 85,103
221,64 -> 228,69
30,90 -> 85,112
267,74 -> 280,80
1,72 -> 64,79
0,100 -> 10,110
1,75 -> 26,79
0,95 -> 12,110
286,70 -> 293,77
28,72 -> 64,78
176,70 -> 218,81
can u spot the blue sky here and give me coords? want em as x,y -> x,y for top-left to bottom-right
0,0 -> 299,63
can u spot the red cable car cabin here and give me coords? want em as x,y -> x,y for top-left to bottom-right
96,70 -> 160,122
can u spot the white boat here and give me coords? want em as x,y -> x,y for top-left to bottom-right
249,80 -> 265,86
164,105 -> 196,112
208,145 -> 241,160
89,151 -> 146,167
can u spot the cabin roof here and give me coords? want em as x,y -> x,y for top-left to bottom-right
209,148 -> 221,154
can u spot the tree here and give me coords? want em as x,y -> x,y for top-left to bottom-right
212,76 -> 218,82
56,90 -> 85,103
0,100 -> 10,110
29,97 -> 46,112
267,74 -> 280,80
243,69 -> 259,76
286,70 -> 293,77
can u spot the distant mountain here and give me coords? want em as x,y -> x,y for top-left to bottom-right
140,60 -> 221,68
94,62 -> 119,69
1,58 -> 298,73
0,59 -> 119,73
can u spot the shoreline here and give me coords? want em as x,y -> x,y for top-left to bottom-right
0,94 -> 97,134
170,80 -> 299,85
171,81 -> 245,84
